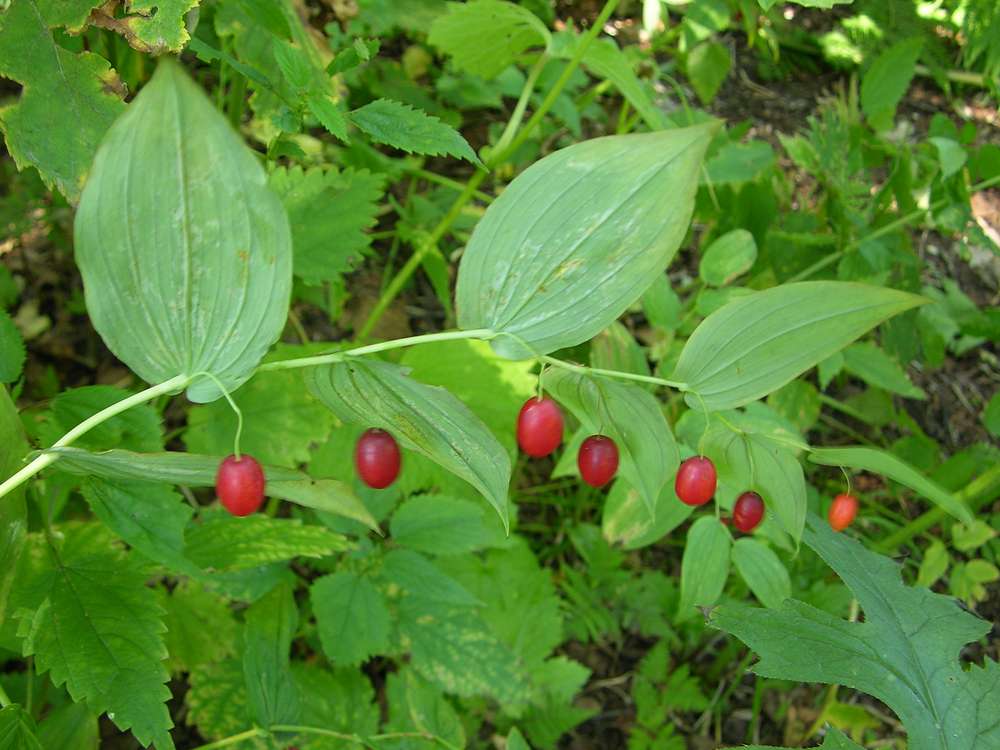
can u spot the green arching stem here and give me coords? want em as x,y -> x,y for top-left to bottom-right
541,355 -> 688,390
190,371 -> 245,459
190,728 -> 266,750
357,0 -> 622,340
492,53 -> 550,157
0,373 -> 191,502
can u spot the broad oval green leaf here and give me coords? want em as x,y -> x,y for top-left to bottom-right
602,478 -> 693,550
306,359 -> 512,531
808,445 -> 973,524
456,124 -> 716,359
545,368 -> 679,517
699,228 -> 757,287
673,282 -> 925,410
731,537 -> 791,609
677,516 -> 731,621
74,60 -> 292,403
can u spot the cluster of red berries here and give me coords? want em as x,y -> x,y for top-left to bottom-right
214,395 -> 861,533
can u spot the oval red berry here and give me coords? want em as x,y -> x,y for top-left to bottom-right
828,493 -> 858,532
733,491 -> 765,533
578,435 -> 619,488
216,454 -> 266,517
355,428 -> 401,489
675,456 -> 717,506
517,397 -> 564,457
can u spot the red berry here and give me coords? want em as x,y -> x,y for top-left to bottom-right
355,428 -> 401,489
578,435 -> 619,488
516,397 -> 564,458
675,456 -> 717,506
216,454 -> 266,517
733,491 -> 764,533
828,493 -> 858,532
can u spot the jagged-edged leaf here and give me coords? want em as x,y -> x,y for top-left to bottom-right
243,583 -> 299,728
125,0 -> 200,53
457,124 -> 715,359
291,664 -> 379,747
381,549 -> 481,608
15,536 -> 175,749
74,60 -> 292,403
46,386 -> 163,452
0,311 -> 24,384
82,478 -> 198,575
390,494 -> 503,555
860,38 -> 922,130
0,705 -> 42,750
159,580 -> 237,675
733,726 -> 862,750
0,389 -> 28,636
307,359 -> 512,531
673,282 -> 925,410
545,369 -> 679,517
0,0 -> 126,201
185,660 -> 251,742
269,166 -> 385,285
677,516 -> 731,620
311,571 -> 390,666
841,342 -> 926,400
712,515 -> 999,750
808,446 -> 973,524
184,369 -> 334,467
350,98 -> 481,165
385,669 -> 466,749
428,0 -> 550,79
185,510 -> 350,570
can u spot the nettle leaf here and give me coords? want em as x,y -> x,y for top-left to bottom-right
350,98 -> 482,166
428,0 -> 551,79
311,571 -> 391,666
243,583 -> 300,728
381,548 -> 481,608
385,668 -> 466,750
457,124 -> 715,359
545,369 -> 679,517
808,446 -> 973,524
0,705 -> 42,750
185,659 -> 251,742
159,580 -> 237,675
15,537 -> 174,749
0,0 -> 126,201
291,663 -> 379,746
731,538 -> 790,609
125,0 -> 200,53
307,358 -> 512,531
74,60 -> 292,404
860,37 -> 922,131
841,342 -> 926,400
390,494 -> 503,555
673,282 -> 925,411
677,516 -> 731,621
0,310 -> 25,384
712,515 -> 1000,750
736,726 -> 862,750
185,510 -> 350,571
184,369 -> 334,467
47,386 -> 163,452
82,478 -> 199,575
269,166 -> 385,286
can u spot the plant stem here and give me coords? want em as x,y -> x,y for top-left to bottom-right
876,463 -> 1000,553
541,355 -> 687,390
257,328 -> 496,372
493,53 -> 549,156
0,682 -> 10,708
405,166 -> 494,202
0,374 -> 191,502
190,728 -> 265,750
357,0 -> 622,339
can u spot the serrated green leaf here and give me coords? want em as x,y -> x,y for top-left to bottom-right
428,0 -> 550,79
385,669 -> 466,750
186,660 -> 252,742
311,571 -> 390,666
269,166 -> 385,286
808,446 -> 973,524
733,725 -> 862,750
711,515 -> 999,750
35,702 -> 99,750
306,358 -> 512,531
687,40 -> 731,104
673,282 -> 925,410
291,663 -> 379,749
677,516 -> 731,620
48,386 -> 163,452
0,311 -> 24,384
390,494 -> 501,555
457,124 -> 715,359
700,229 -> 757,287
861,38 -> 922,130
185,511 -> 350,570
125,0 -> 200,53
82,478 -> 198,575
159,580 -> 237,674
184,369 -> 334,467
703,140 -> 775,185
545,369 -> 679,518
731,538 -> 790,609
381,549 -> 480,608
841,342 -> 926,399
74,60 -> 292,404
350,98 -> 482,165
16,540 -> 175,749
0,0 -> 126,201
243,582 -> 299,728
0,705 -> 42,750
